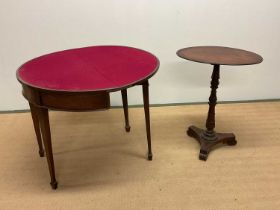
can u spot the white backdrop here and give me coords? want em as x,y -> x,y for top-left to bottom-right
0,0 -> 279,111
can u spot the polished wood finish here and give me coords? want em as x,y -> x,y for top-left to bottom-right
40,91 -> 110,111
205,65 -> 220,138
37,107 -> 57,189
22,86 -> 110,112
20,81 -> 152,189
177,46 -> 263,161
121,89 -> 131,132
29,102 -> 44,157
177,46 -> 263,66
187,65 -> 237,160
142,81 -> 153,160
17,46 -> 159,189
187,126 -> 236,160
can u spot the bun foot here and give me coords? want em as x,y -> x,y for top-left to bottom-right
227,139 -> 237,146
147,153 -> 153,161
199,150 -> 208,161
50,180 -> 58,190
187,127 -> 195,137
125,126 -> 131,132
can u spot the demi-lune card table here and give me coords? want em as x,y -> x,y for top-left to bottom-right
17,46 -> 159,189
177,46 -> 263,161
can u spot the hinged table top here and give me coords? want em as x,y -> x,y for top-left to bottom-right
17,46 -> 159,92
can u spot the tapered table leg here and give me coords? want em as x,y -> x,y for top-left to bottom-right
37,107 -> 58,189
187,65 -> 237,161
121,89 -> 131,132
29,103 -> 44,157
142,81 -> 153,160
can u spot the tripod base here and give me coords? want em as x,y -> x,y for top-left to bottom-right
187,125 -> 237,161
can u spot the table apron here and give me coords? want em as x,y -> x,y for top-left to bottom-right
22,85 -> 110,111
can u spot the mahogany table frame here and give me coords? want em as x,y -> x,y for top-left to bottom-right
17,63 -> 158,189
177,46 -> 263,161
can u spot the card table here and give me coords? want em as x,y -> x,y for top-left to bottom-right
17,45 -> 159,189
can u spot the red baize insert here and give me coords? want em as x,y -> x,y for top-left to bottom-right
17,46 -> 159,91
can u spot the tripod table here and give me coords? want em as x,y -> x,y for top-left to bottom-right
177,46 -> 263,161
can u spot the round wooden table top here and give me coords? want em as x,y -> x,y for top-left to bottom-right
17,46 -> 159,92
177,46 -> 263,66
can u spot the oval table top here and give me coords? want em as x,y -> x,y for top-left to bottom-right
17,46 -> 159,92
177,46 -> 263,66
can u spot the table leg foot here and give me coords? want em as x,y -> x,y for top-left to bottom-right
199,150 -> 209,161
219,133 -> 237,146
187,125 -> 203,141
50,180 -> 58,190
39,150 -> 45,157
227,139 -> 237,146
147,152 -> 153,161
187,125 -> 237,161
125,125 -> 131,132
